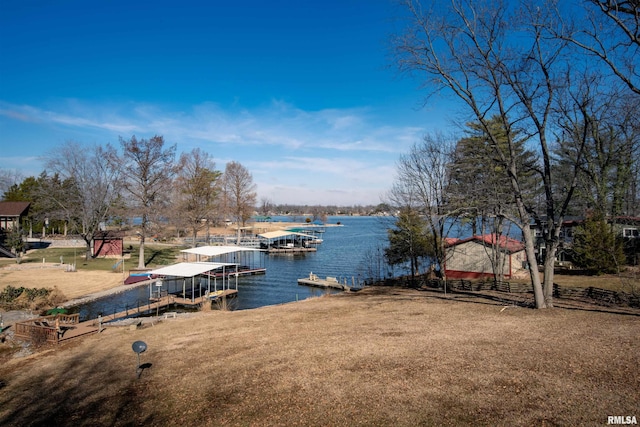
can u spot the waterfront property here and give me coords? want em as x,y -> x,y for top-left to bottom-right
284,225 -> 325,244
14,313 -> 98,344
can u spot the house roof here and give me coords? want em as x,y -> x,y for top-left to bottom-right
94,230 -> 124,239
445,234 -> 524,253
0,201 -> 30,217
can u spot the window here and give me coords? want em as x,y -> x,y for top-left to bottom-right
623,228 -> 639,238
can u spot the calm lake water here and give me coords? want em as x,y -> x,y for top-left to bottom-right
73,216 -> 393,320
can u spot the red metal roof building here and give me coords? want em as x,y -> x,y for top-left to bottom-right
444,234 -> 528,280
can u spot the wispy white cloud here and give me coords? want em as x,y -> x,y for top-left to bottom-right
0,99 -> 423,153
0,99 -> 427,204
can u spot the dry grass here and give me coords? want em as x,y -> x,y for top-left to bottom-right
0,266 -> 124,301
0,287 -> 638,426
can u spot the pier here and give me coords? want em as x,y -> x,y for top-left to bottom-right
297,273 -> 351,291
13,290 -> 240,345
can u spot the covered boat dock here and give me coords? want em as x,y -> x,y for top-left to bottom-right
146,261 -> 239,305
258,230 -> 319,253
180,245 -> 265,275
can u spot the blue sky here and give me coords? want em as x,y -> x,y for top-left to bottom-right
0,0 -> 456,206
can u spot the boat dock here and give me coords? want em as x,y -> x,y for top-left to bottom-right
297,273 -> 351,291
268,247 -> 317,254
13,290 -> 240,345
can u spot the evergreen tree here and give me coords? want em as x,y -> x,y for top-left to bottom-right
572,214 -> 626,274
447,116 -> 539,232
385,208 -> 433,279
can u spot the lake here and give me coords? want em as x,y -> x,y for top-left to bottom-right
73,216 -> 393,320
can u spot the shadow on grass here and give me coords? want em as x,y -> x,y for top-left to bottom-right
415,286 -> 640,317
0,350 -> 156,426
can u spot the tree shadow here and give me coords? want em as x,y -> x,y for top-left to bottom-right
416,286 -> 640,317
0,345 -> 158,426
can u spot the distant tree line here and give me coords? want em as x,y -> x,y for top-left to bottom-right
258,202 -> 394,218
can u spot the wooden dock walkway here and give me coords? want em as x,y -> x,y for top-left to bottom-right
98,290 -> 239,323
13,290 -> 240,345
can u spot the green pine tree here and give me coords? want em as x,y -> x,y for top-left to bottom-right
572,215 -> 626,274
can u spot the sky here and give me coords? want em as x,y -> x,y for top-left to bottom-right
0,0 -> 458,206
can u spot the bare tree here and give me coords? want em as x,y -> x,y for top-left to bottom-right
115,135 -> 176,269
387,132 -> 460,281
259,197 -> 273,217
393,0 -> 594,308
173,148 -> 221,247
554,80 -> 640,218
0,169 -> 23,200
44,141 -> 121,260
448,117 -> 539,282
222,161 -> 257,243
559,0 -> 640,95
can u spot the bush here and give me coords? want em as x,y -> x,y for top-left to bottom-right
0,285 -> 66,311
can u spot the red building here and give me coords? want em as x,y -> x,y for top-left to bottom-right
92,231 -> 124,258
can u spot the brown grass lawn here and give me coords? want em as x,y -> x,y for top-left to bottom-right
0,287 -> 638,426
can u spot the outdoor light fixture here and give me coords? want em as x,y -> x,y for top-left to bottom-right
132,340 -> 147,379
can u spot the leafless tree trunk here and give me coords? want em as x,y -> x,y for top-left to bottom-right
114,135 -> 176,269
174,148 -> 221,248
221,161 -> 257,244
387,133 -> 460,282
44,142 -> 121,260
393,0 -> 594,308
259,197 -> 273,217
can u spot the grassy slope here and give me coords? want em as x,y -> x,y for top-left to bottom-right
0,287 -> 638,426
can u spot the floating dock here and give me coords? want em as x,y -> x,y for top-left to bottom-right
297,273 -> 351,291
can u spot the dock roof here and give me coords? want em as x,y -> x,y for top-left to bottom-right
146,262 -> 236,278
180,245 -> 262,257
258,230 -> 316,239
